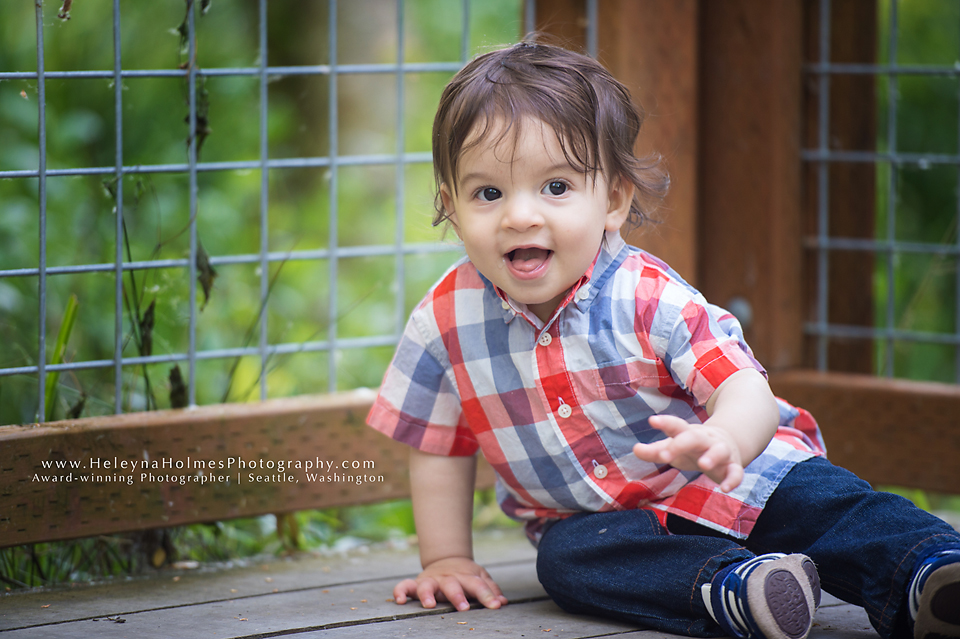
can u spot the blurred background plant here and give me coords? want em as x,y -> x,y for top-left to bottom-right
873,0 -> 960,382
869,0 -> 960,523
0,0 -> 531,424
0,0 -> 522,590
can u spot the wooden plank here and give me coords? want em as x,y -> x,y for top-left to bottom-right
698,1 -> 805,371
310,600 -> 642,639
0,530 -> 572,639
1,527 -> 874,639
315,597 -> 871,639
0,392 -> 495,548
770,370 -> 960,492
809,603 -> 878,639
0,564 -> 547,639
0,530 -> 533,630
536,0 -> 700,283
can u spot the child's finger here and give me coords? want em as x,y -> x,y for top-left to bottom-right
648,414 -> 695,437
462,576 -> 502,610
415,578 -> 442,608
696,440 -> 733,472
393,578 -> 419,604
633,440 -> 673,463
665,429 -> 711,457
437,576 -> 471,612
718,462 -> 744,493
633,439 -> 669,464
480,573 -> 509,606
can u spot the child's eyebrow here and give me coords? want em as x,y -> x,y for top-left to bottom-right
458,163 -> 580,188
458,171 -> 494,187
539,162 -> 581,176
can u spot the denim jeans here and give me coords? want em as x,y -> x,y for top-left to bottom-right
535,457 -> 960,638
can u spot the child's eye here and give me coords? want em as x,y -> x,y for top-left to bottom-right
544,181 -> 568,196
477,187 -> 502,202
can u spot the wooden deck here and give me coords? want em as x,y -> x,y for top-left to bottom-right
1,528 -> 878,639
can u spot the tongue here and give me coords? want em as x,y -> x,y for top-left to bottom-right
509,248 -> 550,273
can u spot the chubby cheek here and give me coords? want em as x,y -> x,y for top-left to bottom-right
556,220 -> 602,251
460,217 -> 500,250
459,231 -> 498,268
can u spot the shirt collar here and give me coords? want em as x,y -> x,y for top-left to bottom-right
485,230 -> 628,326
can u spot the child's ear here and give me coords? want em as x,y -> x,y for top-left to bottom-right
439,183 -> 462,236
605,176 -> 635,232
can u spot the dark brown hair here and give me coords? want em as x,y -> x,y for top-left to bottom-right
431,40 -> 668,229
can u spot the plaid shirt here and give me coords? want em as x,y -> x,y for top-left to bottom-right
368,231 -> 825,541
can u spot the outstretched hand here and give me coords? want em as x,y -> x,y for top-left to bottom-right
633,414 -> 745,492
393,556 -> 508,612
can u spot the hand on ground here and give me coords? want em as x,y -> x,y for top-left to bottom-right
393,556 -> 508,612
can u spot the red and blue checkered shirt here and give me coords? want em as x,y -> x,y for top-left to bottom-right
368,232 -> 825,541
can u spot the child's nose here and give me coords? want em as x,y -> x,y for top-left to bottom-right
500,194 -> 544,231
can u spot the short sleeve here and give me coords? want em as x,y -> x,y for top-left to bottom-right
367,312 -> 479,457
663,296 -> 763,407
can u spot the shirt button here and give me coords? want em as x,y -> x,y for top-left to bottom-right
557,403 -> 572,419
593,464 -> 608,479
501,300 -> 510,311
538,333 -> 552,347
575,286 -> 590,301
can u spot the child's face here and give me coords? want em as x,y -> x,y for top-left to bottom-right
441,117 -> 633,323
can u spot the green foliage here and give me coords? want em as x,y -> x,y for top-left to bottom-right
1,529 -> 172,589
874,0 -> 960,381
0,0 -> 524,590
0,0 -> 524,423
45,293 -> 78,421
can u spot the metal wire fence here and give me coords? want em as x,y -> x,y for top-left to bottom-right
7,0 -> 955,430
803,0 -> 960,383
0,0 -> 570,424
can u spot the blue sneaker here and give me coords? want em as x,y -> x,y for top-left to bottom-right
705,553 -> 820,639
910,546 -> 960,639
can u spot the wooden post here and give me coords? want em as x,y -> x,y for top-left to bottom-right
697,1 -> 805,371
536,0 -> 701,284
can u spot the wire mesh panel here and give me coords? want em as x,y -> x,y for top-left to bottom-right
803,0 -> 960,383
0,0 -> 554,425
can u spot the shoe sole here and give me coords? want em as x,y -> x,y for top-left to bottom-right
915,561 -> 960,639
747,555 -> 819,639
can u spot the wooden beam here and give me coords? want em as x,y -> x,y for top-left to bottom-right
536,0 -> 701,283
0,392 -> 495,548
698,1 -> 804,370
770,370 -> 960,493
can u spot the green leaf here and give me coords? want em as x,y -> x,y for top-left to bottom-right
45,294 -> 79,422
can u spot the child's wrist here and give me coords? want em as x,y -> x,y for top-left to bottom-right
421,553 -> 475,570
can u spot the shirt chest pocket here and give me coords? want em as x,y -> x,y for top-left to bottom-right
578,356 -> 679,433
586,356 -> 671,398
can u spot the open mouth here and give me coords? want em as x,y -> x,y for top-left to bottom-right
505,247 -> 552,277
